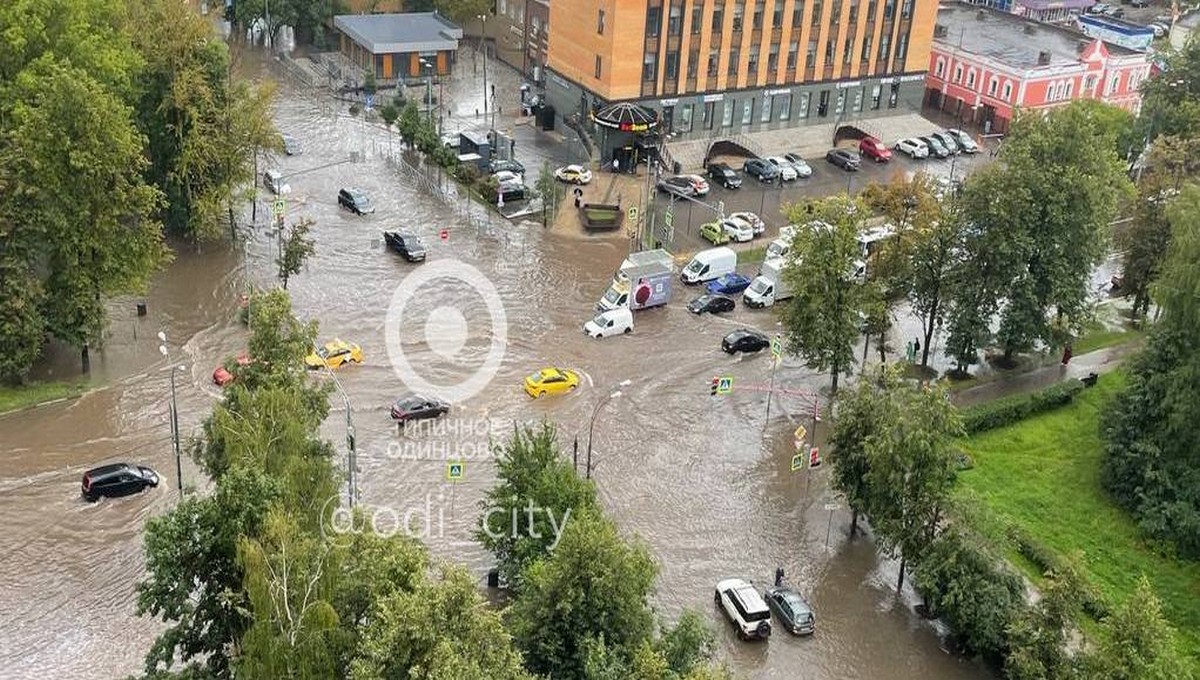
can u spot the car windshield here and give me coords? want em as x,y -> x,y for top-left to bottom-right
315,347 -> 330,359
590,313 -> 610,327
528,371 -> 545,382
767,244 -> 786,258
355,194 -> 371,207
685,260 -> 704,274
696,295 -> 714,305
602,287 -> 623,305
749,278 -> 770,294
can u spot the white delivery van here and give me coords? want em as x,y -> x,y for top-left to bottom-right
584,307 -> 634,338
744,257 -> 793,308
766,236 -> 791,260
680,247 -> 737,284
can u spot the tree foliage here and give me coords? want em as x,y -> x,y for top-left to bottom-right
1003,560 -> 1085,680
475,423 -> 599,590
1081,575 -> 1193,680
780,195 -> 874,394
948,102 -> 1133,370
1103,185 -> 1200,559
277,217 -> 317,290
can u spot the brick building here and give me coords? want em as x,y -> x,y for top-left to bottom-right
925,3 -> 1151,133
487,0 -> 552,83
542,0 -> 940,141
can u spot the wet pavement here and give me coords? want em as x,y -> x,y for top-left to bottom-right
0,50 -> 1003,680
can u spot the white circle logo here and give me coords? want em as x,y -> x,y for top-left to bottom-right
384,260 -> 507,403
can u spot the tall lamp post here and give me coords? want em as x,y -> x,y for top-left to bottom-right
420,58 -> 434,126
585,379 -> 632,479
477,14 -> 489,120
314,343 -> 358,507
157,332 -> 183,495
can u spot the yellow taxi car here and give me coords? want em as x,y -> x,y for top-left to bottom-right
524,367 -> 581,398
305,339 -> 364,369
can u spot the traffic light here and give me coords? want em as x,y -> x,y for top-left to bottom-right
710,376 -> 719,396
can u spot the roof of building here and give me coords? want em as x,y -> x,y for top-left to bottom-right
333,12 -> 463,54
934,2 -> 1137,68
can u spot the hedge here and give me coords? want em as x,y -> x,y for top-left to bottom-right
962,379 -> 1086,435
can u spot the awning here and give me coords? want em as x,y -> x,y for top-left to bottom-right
590,102 -> 659,133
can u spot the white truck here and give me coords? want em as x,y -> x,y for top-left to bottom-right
597,249 -> 674,312
743,257 -> 793,308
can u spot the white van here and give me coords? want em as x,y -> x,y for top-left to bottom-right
584,307 -> 633,338
263,169 -> 291,195
680,247 -> 737,284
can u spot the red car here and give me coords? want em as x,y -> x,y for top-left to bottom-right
213,354 -> 252,387
858,137 -> 893,163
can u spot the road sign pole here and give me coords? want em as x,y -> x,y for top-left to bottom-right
763,358 -> 777,435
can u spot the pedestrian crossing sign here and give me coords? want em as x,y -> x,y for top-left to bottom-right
447,461 -> 464,481
716,376 -> 733,395
791,453 -> 803,472
271,197 -> 285,217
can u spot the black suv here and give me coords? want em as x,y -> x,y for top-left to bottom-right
338,188 -> 375,215
81,463 -> 160,501
706,162 -> 743,189
384,231 -> 426,262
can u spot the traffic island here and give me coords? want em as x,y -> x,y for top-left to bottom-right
579,202 -> 624,232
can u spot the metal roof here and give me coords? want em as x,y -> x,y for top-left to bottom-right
334,12 -> 463,54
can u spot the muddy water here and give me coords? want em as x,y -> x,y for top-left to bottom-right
0,65 -> 989,679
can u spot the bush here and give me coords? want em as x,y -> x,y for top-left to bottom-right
455,163 -> 481,187
1007,525 -> 1110,620
962,379 -> 1085,434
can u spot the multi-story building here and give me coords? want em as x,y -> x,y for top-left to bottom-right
543,0 -> 939,141
487,0 -> 552,84
925,3 -> 1151,133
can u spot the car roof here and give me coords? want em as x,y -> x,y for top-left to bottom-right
731,584 -> 770,612
87,463 -> 133,478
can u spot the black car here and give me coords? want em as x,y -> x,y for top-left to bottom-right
657,176 -> 696,197
687,294 -> 735,315
743,158 -> 781,182
338,188 -> 375,215
81,463 -> 160,502
384,231 -> 426,262
722,329 -> 770,354
920,135 -> 951,159
281,133 -> 301,155
825,148 -> 861,171
391,395 -> 450,422
489,158 -> 526,176
706,162 -> 743,189
763,586 -> 816,636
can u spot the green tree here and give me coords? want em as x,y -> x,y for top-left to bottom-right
507,511 -> 657,678
434,0 -> 493,24
863,372 -> 964,591
1082,575 -> 1193,680
379,102 -> 399,130
1137,38 -> 1200,143
780,195 -> 873,395
475,423 -> 599,590
828,373 -> 890,537
535,160 -> 563,227
276,217 -> 317,290
0,258 -> 44,382
1003,560 -> 1084,680
1103,185 -> 1200,558
912,526 -> 1025,662
909,198 -> 968,369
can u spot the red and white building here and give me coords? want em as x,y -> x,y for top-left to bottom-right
925,3 -> 1151,134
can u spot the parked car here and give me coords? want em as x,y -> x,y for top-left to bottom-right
930,131 -> 961,154
728,211 -> 765,236
720,218 -> 754,243
213,353 -> 252,387
1103,6 -> 1125,17
920,135 -> 951,159
384,231 -> 427,262
858,137 -> 893,163
1131,0 -> 1150,7
305,339 -> 363,369
524,367 -> 580,398
1148,21 -> 1167,37
390,395 -> 450,422
440,132 -> 460,150
894,137 -> 929,159
715,578 -> 773,640
657,176 -> 696,197
81,463 -> 160,502
684,174 -> 711,196
782,153 -> 814,178
707,273 -> 753,295
722,329 -> 770,354
489,158 -> 525,175
687,294 -> 735,315
943,129 -> 979,154
707,162 -> 743,189
699,221 -> 732,245
767,157 -> 799,181
825,148 -> 861,171
281,133 -> 301,155
763,586 -> 816,636
493,171 -> 526,201
1088,2 -> 1110,13
263,169 -> 291,195
338,188 -> 375,215
743,158 -> 780,182
555,164 -> 592,184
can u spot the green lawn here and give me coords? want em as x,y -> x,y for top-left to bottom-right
958,372 -> 1200,666
0,380 -> 89,414
1072,322 -> 1144,355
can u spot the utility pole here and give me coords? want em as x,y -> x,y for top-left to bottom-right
157,332 -> 183,496
478,14 -> 489,120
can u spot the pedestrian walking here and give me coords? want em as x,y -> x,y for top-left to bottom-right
510,139 -> 516,156
905,340 -> 914,363
913,337 -> 921,359
612,157 -> 620,174
573,187 -> 583,208
774,567 -> 785,587
1061,344 -> 1073,366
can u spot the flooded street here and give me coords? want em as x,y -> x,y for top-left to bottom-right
0,55 -> 989,680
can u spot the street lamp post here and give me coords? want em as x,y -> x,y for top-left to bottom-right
420,59 -> 434,126
157,332 -> 183,496
314,343 -> 358,507
477,14 -> 489,120
585,379 -> 632,479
